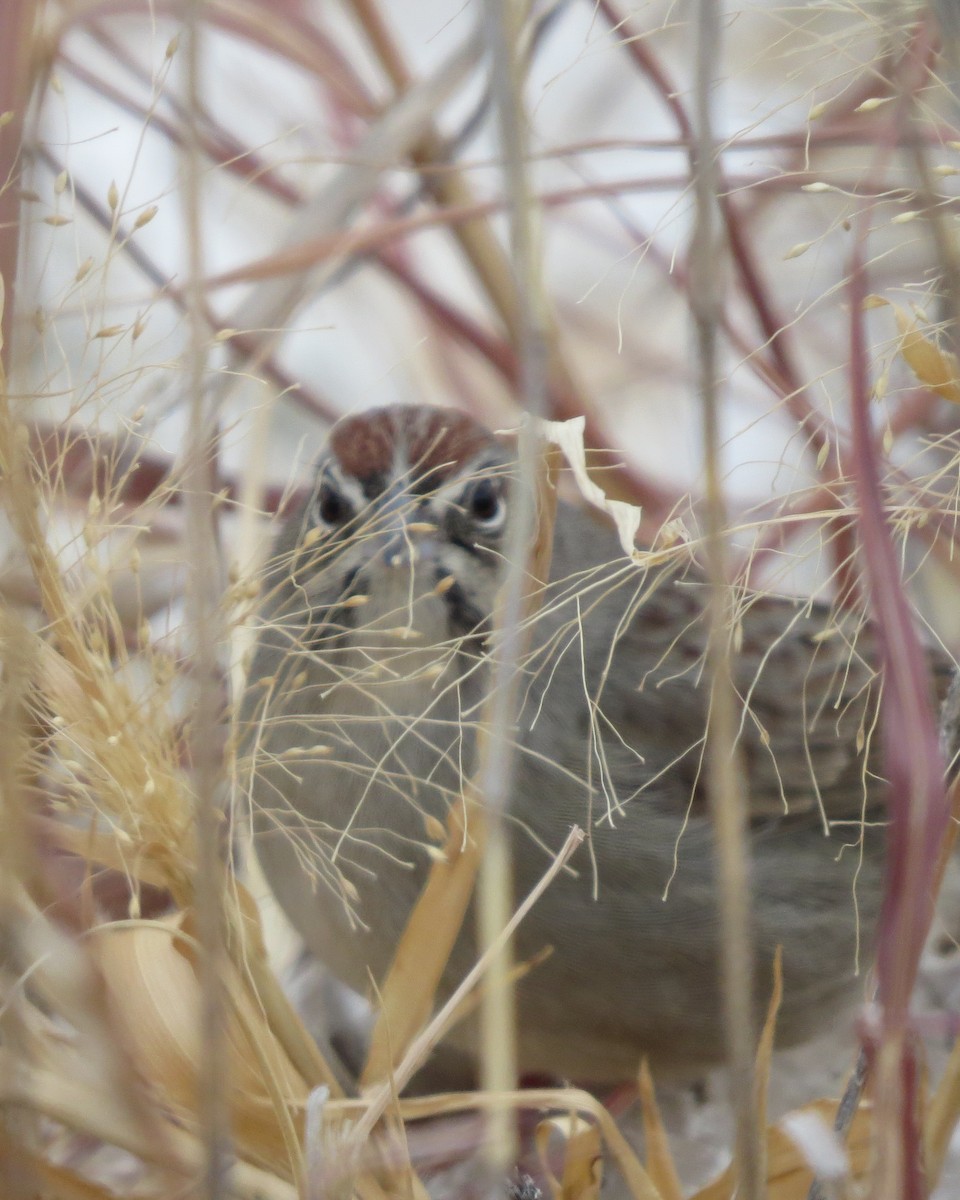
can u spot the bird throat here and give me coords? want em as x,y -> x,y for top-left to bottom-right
334,558 -> 475,709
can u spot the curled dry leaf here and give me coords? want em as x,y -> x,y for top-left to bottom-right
90,913 -> 309,1175
868,295 -> 960,404
536,416 -> 644,559
536,1111 -> 603,1200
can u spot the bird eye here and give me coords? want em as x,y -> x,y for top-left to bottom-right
465,478 -> 506,531
315,480 -> 351,527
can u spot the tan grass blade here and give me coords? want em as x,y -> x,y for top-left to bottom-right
227,27 -> 501,1105
924,1019 -> 960,1183
751,946 -> 784,1185
15,891 -> 396,1200
360,794 -> 487,1088
637,1061 -> 683,1200
515,1087 -> 662,1200
185,24 -> 489,722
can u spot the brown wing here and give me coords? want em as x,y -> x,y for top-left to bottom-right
604,575 -> 886,824
542,507 -> 952,827
729,591 -> 882,821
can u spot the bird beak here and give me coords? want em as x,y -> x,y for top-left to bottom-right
378,520 -> 439,569
363,490 -> 440,569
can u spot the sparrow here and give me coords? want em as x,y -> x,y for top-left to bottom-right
240,404 -> 940,1083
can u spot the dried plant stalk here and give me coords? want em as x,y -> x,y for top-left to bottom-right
689,5 -> 762,1197
179,3 -> 233,1193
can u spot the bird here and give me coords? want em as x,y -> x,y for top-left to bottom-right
240,402 -> 920,1085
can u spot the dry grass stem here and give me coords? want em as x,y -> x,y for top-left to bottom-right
476,0 -> 555,1171
689,4 -> 762,1197
180,3 -> 233,1194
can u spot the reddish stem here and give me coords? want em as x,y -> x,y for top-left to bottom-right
846,46 -> 948,1200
